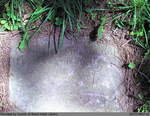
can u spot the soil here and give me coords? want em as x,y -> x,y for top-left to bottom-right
0,32 -> 12,112
93,22 -> 143,112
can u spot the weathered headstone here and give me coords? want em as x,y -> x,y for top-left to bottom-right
9,30 -> 127,112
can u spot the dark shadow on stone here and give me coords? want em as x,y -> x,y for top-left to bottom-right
89,25 -> 99,42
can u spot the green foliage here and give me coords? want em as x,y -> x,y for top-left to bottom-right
0,0 -> 85,51
97,16 -> 106,40
0,20 -> 7,24
55,17 -> 63,26
106,0 -> 150,50
138,100 -> 150,112
144,48 -> 150,59
0,1 -> 22,31
136,94 -> 150,112
91,13 -> 97,20
85,7 -> 100,20
137,93 -> 144,100
114,20 -> 125,28
128,62 -> 136,69
19,6 -> 49,49
59,19 -> 66,48
25,0 -> 84,50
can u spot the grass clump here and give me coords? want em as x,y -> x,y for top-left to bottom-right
138,99 -> 150,112
107,0 -> 150,49
0,0 -> 23,31
0,0 -> 89,52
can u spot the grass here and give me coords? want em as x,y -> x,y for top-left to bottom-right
107,0 -> 150,48
0,0 -> 23,31
0,0 -> 88,52
138,100 -> 150,112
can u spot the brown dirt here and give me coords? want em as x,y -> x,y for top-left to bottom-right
0,32 -> 12,112
101,22 -> 143,112
0,32 -> 21,112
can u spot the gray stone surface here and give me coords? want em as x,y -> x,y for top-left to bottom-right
9,34 -> 125,112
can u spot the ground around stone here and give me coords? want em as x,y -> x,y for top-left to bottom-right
0,18 -> 143,112
8,23 -> 142,112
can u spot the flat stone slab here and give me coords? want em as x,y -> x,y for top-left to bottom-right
9,33 -> 125,112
